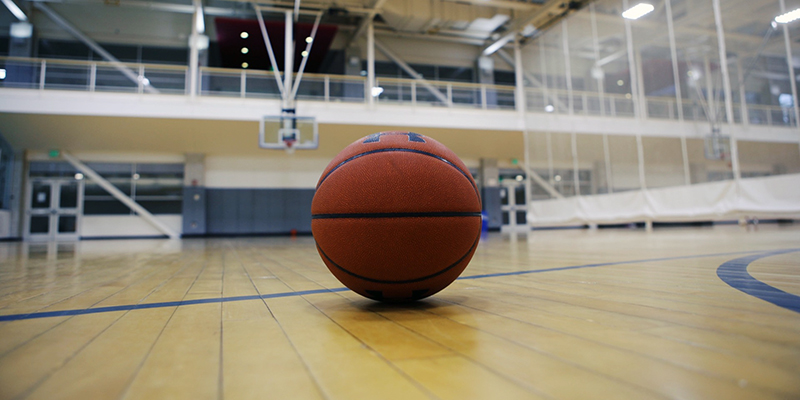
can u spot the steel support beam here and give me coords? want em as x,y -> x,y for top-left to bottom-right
61,152 -> 180,239
33,3 -> 159,94
347,0 -> 387,47
374,39 -> 450,105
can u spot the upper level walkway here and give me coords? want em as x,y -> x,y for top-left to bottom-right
1,56 -> 798,143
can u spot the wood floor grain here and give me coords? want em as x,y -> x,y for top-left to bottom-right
0,225 -> 798,400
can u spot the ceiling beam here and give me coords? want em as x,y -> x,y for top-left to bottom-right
442,0 -> 541,11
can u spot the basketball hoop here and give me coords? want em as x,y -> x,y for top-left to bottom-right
704,133 -> 731,161
259,114 -> 318,152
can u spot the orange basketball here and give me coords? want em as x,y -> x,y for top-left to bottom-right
311,131 -> 482,302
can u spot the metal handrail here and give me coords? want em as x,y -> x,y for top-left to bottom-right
0,56 -> 794,126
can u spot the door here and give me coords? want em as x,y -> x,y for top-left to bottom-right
25,179 -> 83,241
500,181 -> 528,232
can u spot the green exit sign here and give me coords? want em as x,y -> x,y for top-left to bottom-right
48,149 -> 60,158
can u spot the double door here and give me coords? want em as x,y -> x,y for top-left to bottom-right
25,179 -> 83,241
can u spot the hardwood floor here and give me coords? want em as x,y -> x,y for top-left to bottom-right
0,224 -> 798,400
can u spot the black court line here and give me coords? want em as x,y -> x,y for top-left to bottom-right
0,248 -> 795,322
312,212 -> 482,219
716,248 -> 800,314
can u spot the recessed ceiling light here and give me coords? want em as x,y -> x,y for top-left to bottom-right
622,3 -> 654,20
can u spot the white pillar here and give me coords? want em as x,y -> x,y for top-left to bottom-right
780,0 -> 800,154
367,20 -> 375,108
622,0 -> 640,119
284,11 -> 294,110
712,0 -> 740,180
665,0 -> 683,121
562,21 -> 574,115
514,37 -> 526,116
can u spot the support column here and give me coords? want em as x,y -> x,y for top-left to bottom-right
602,134 -> 614,193
622,0 -> 640,119
182,153 -> 206,236
513,37 -> 526,115
479,158 -> 501,230
780,0 -> 800,154
665,0 -> 684,121
284,11 -> 294,110
571,132 -> 580,196
367,20 -> 375,107
636,134 -> 646,190
477,56 -> 496,107
712,0 -> 740,181
590,3 -> 606,116
562,21 -> 574,115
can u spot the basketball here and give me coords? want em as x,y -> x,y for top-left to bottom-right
311,131 -> 483,302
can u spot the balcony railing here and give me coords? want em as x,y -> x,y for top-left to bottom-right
0,56 -> 795,127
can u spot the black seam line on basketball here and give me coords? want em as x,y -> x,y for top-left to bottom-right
316,148 -> 478,196
311,212 -> 482,219
315,232 -> 480,285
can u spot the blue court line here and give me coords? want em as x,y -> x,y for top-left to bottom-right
716,248 -> 800,314
457,249 -> 776,280
0,248 -> 796,322
0,288 -> 348,322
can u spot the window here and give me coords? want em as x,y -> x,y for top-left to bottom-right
29,161 -> 184,215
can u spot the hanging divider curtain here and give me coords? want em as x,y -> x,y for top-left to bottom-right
529,174 -> 800,226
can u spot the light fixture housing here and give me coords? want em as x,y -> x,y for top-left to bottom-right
622,3 -> 654,20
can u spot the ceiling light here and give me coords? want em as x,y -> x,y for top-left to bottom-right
775,8 -> 800,24
0,69 -> 5,80
515,175 -> 523,181
371,86 -> 384,97
301,50 -> 309,57
240,31 -> 249,39
305,36 -> 313,43
622,3 -> 654,20
544,104 -> 554,113
617,79 -> 624,86
242,62 -> 249,68
554,175 -> 562,182
74,173 -> 84,180
241,47 -> 249,54
132,173 -> 140,180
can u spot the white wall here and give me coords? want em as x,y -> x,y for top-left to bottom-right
81,215 -> 182,238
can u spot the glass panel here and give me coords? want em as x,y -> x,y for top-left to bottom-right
500,188 -> 509,205
83,200 -> 131,215
514,186 -> 526,205
85,180 -> 131,196
58,215 -> 77,233
30,215 -> 50,234
59,182 -> 79,208
502,211 -> 510,225
31,182 -> 52,209
138,200 -> 182,214
516,211 -> 527,225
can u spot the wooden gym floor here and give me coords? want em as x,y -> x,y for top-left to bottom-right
0,224 -> 799,400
